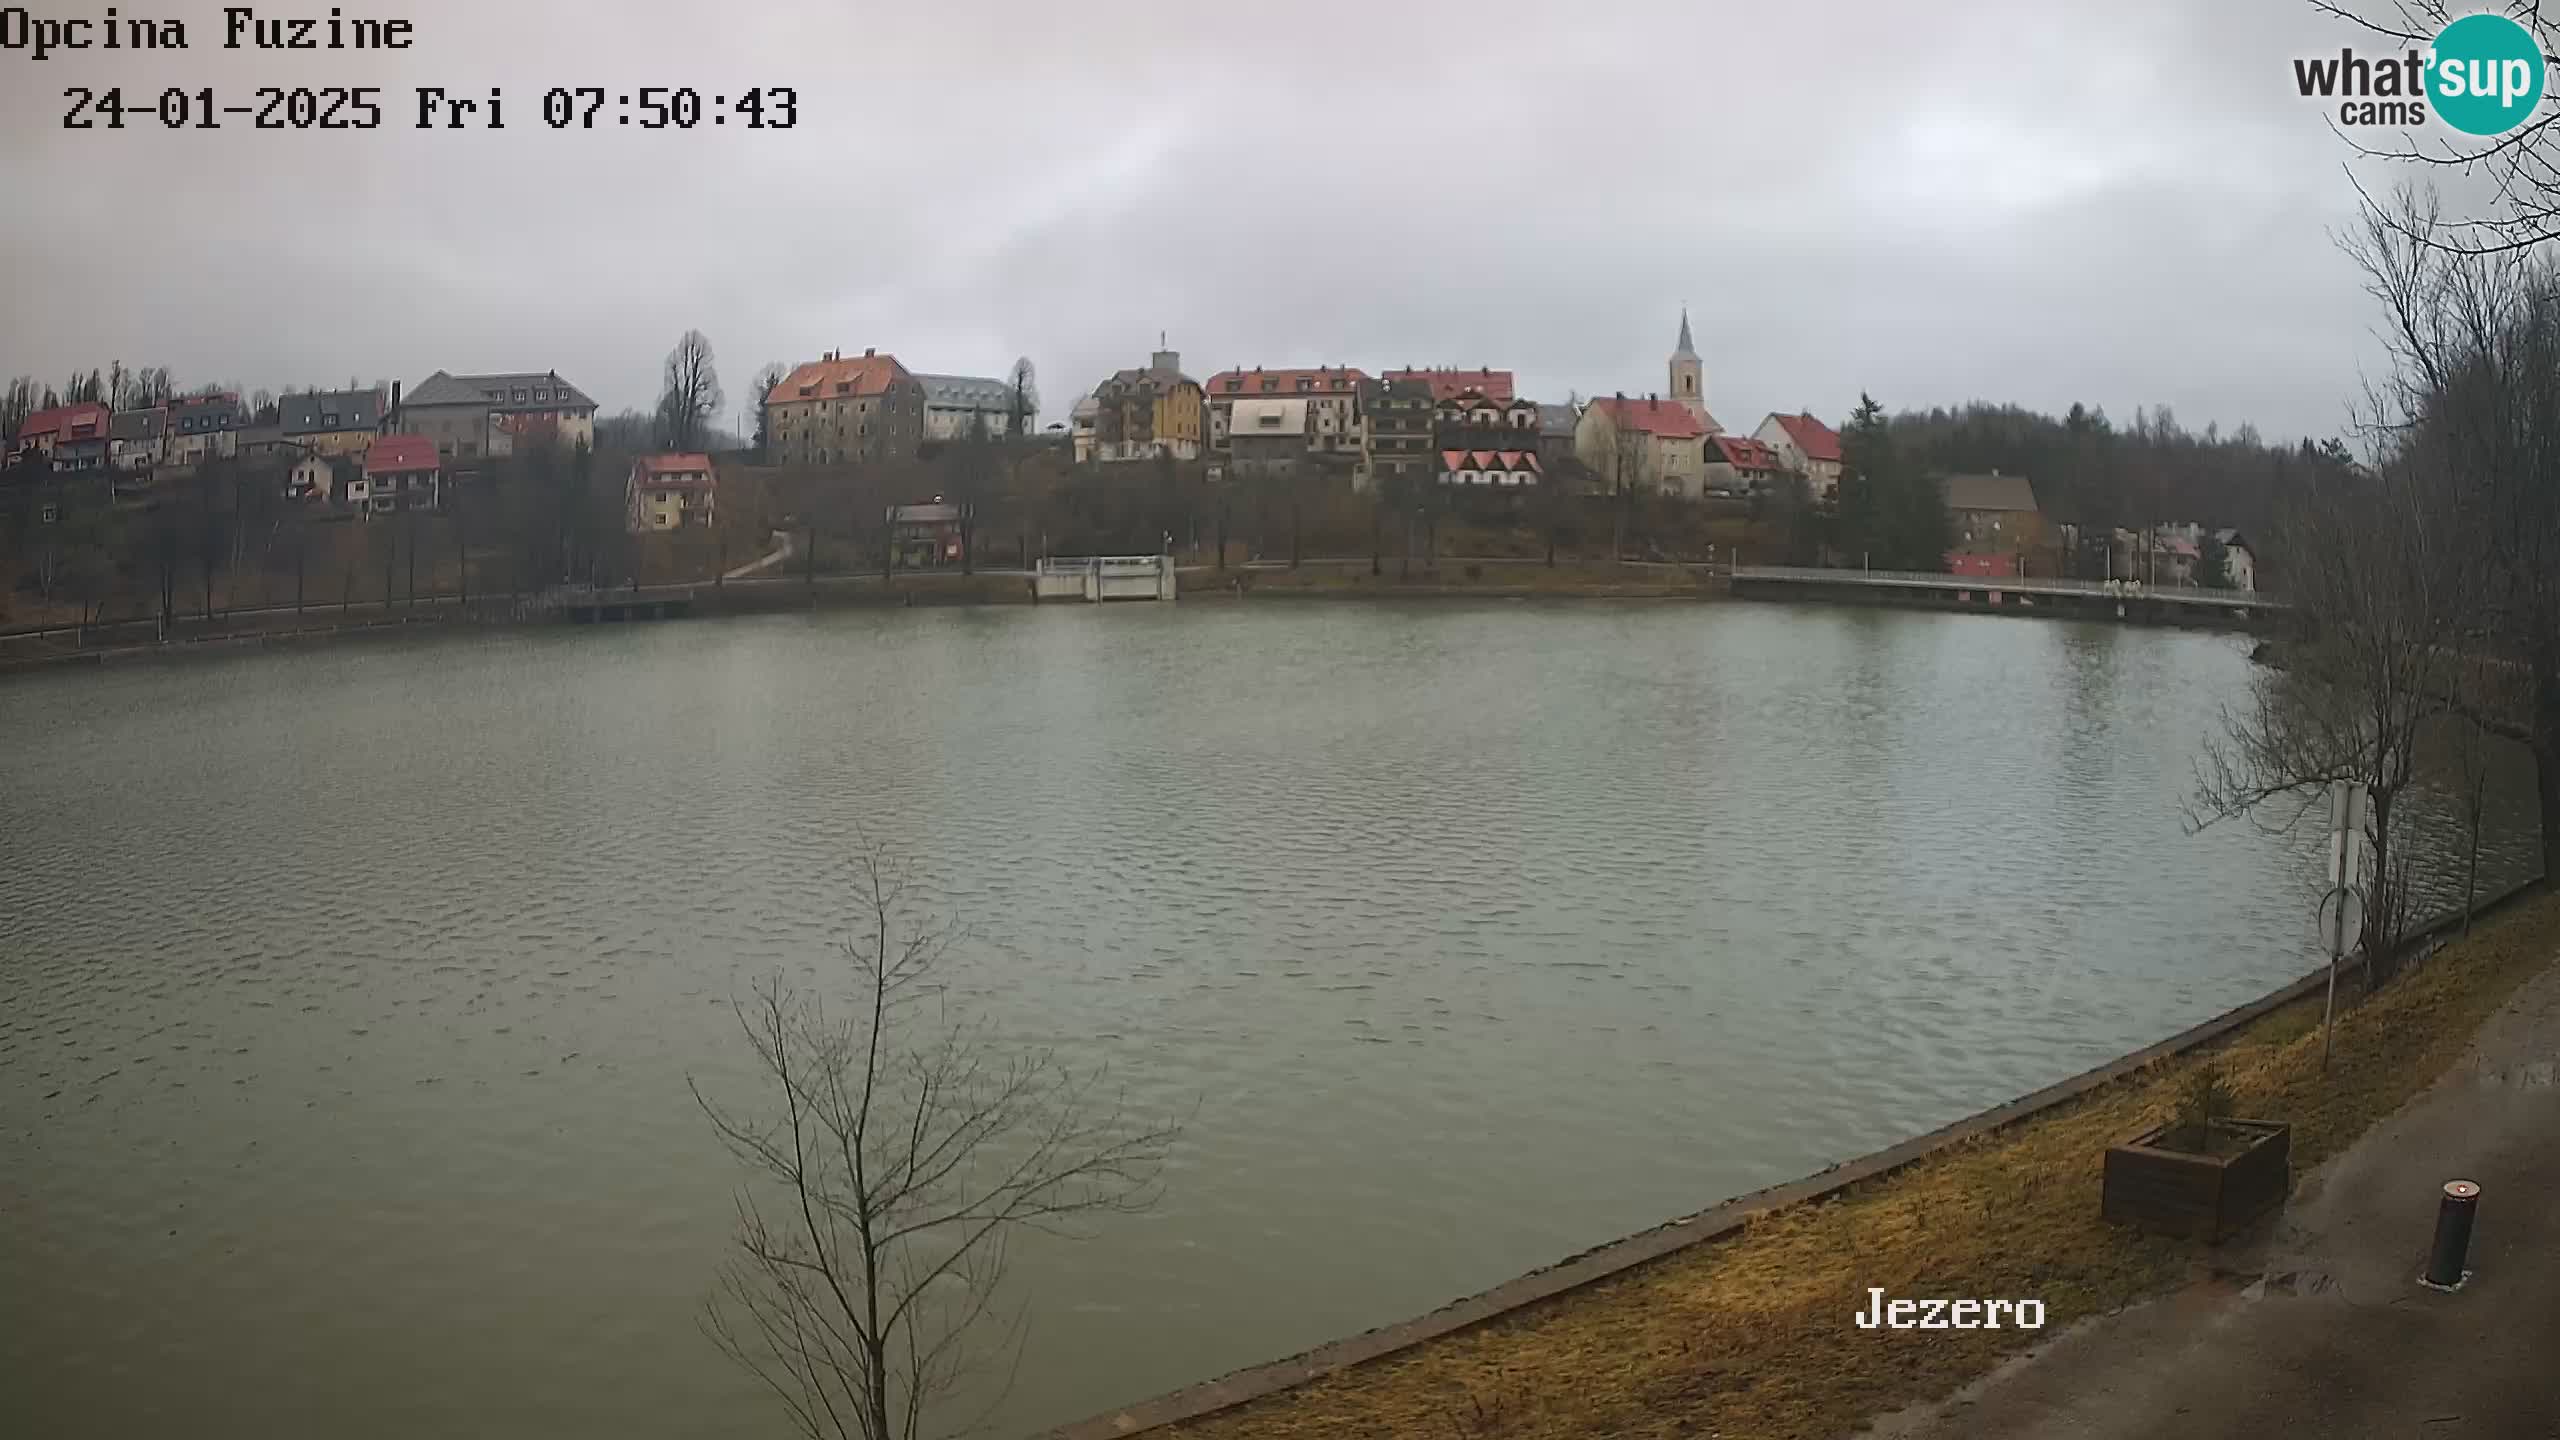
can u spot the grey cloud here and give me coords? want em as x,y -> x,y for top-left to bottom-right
0,0 -> 2450,440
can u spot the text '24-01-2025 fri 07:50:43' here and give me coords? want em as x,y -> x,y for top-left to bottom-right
59,85 -> 799,131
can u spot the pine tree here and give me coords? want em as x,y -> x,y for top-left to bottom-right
1836,394 -> 1889,565
2198,531 -> 2230,588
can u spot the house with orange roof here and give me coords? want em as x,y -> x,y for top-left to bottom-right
1438,446 -> 1541,488
626,453 -> 717,533
11,402 -> 112,471
1381,368 -> 1515,403
1704,435 -> 1788,497
763,348 -> 924,467
352,434 -> 441,516
1575,393 -> 1711,498
1754,411 -> 1844,500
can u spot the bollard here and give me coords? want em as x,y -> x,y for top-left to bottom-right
2423,1179 -> 2480,1290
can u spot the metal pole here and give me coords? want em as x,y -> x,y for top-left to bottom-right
2322,946 -> 2337,1070
2425,1180 -> 2480,1288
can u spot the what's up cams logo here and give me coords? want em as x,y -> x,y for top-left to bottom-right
2295,11 -> 2547,134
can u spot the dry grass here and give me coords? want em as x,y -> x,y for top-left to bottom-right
1171,892 -> 2560,1440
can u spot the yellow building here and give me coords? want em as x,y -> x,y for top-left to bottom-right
626,453 -> 716,533
280,387 -> 387,457
1088,344 -> 1206,463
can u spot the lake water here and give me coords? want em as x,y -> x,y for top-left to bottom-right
0,601 -> 2538,1438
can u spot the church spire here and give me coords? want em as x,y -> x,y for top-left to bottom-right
1669,305 -> 1706,424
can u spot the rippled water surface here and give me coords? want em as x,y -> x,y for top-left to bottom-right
1,602 -> 2538,1438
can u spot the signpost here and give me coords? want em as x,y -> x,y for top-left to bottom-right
2320,780 -> 2369,1069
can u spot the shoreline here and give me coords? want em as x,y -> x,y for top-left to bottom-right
1040,871 -> 2550,1440
0,566 -> 1728,675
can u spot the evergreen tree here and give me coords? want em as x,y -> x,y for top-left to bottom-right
1885,455 -> 1952,571
2198,530 -> 2230,588
1836,393 -> 1889,565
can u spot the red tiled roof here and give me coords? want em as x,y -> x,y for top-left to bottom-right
1770,412 -> 1842,463
1710,435 -> 1784,470
1439,448 -> 1541,472
1384,368 -> 1514,402
1203,366 -> 1371,397
1590,396 -> 1707,440
364,434 -> 439,474
770,353 -> 909,406
16,402 -> 111,441
634,454 -> 715,489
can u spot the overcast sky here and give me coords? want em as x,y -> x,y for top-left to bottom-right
0,0 -> 2474,441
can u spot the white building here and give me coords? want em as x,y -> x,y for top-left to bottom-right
1753,412 -> 1842,500
402,370 -> 598,462
2214,529 -> 2257,592
916,373 -> 1020,442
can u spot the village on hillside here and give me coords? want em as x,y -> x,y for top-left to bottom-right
0,310 -> 2279,630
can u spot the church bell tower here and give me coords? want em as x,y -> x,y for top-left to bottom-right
1669,306 -> 1705,423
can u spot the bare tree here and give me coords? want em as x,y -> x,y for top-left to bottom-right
658,329 -> 726,453
1006,359 -> 1038,441
693,846 -> 1177,1440
2190,457 -> 2463,983
2346,189 -> 2560,882
749,363 -> 790,462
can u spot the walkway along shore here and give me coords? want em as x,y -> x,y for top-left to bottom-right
1039,873 -> 2551,1440
1872,921 -> 2560,1440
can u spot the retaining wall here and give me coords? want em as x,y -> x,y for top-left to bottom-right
1041,871 -> 2546,1439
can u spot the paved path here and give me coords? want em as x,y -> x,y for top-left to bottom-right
1873,953 -> 2560,1440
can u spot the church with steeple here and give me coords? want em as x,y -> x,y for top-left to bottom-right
1668,306 -> 1713,429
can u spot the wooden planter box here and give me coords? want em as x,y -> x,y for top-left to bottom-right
2101,1119 -> 2291,1242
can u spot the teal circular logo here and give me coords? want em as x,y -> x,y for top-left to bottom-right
2428,13 -> 2546,135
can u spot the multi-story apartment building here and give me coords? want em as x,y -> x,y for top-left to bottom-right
280,387 -> 388,457
1201,365 -> 1369,484
1086,346 -> 1206,464
1226,397 -> 1311,485
1359,377 -> 1434,494
764,349 -> 925,467
916,373 -> 1021,442
401,370 -> 597,462
1432,386 -> 1544,489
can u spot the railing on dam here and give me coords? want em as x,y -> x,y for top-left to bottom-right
1729,565 -> 2282,609
1033,556 -> 1177,602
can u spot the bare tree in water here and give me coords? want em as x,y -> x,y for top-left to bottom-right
693,845 -> 1177,1440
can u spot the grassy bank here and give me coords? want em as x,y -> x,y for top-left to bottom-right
1167,892 -> 2560,1440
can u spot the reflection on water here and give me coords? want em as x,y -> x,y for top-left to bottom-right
0,603 -> 2536,1438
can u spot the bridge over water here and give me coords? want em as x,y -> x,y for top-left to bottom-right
1728,565 -> 2282,625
